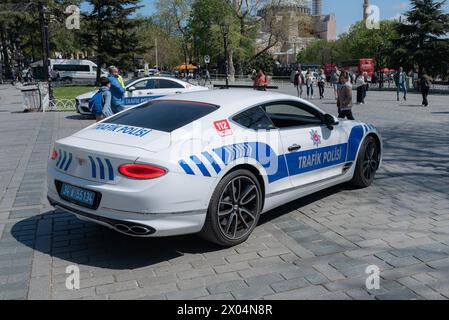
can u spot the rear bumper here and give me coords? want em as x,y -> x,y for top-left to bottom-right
47,193 -> 207,237
47,166 -> 214,237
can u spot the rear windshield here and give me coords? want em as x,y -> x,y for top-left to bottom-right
103,100 -> 219,132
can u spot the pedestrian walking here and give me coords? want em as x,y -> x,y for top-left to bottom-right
337,72 -> 354,120
253,69 -> 268,91
317,69 -> 326,99
355,71 -> 366,104
205,69 -> 211,85
293,69 -> 304,98
394,66 -> 408,101
305,68 -> 314,99
330,66 -> 341,100
419,69 -> 432,107
107,66 -> 126,114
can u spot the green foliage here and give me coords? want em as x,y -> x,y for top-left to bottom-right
135,16 -> 183,68
297,20 -> 398,68
391,0 -> 449,76
81,0 -> 148,80
245,52 -> 275,74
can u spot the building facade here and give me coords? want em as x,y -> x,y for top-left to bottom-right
257,0 -> 336,66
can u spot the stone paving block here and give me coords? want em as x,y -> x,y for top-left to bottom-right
107,284 -> 177,300
313,263 -> 346,281
264,285 -> 328,300
207,280 -> 248,295
95,280 -> 138,295
245,273 -> 284,287
166,287 -> 209,300
214,261 -> 250,274
270,277 -> 309,293
232,285 -> 275,300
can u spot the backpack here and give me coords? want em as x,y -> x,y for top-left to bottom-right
88,90 -> 104,115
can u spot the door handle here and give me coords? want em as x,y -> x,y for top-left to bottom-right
288,144 -> 302,152
175,91 -> 182,94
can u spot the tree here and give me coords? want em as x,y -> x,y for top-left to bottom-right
155,0 -> 193,75
245,51 -> 275,74
391,0 -> 449,76
136,17 -> 183,68
82,0 -> 146,82
296,20 -> 398,68
0,0 -> 83,78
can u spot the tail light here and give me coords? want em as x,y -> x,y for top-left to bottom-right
118,164 -> 167,180
50,145 -> 58,160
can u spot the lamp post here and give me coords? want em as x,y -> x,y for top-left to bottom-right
38,1 -> 54,102
377,43 -> 384,89
220,21 -> 230,88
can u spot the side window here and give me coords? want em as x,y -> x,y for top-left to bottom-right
92,66 -> 97,73
133,80 -> 148,90
233,107 -> 276,130
263,102 -> 322,129
158,79 -> 184,89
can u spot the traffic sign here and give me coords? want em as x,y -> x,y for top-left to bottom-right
204,55 -> 210,64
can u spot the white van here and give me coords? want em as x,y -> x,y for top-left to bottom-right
30,59 -> 108,85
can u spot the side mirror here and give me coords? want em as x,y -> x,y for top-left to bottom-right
127,86 -> 136,92
323,114 -> 339,128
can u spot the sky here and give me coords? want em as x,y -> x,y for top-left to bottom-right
82,0 -> 449,35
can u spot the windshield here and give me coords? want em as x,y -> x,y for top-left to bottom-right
103,100 -> 219,132
124,78 -> 136,87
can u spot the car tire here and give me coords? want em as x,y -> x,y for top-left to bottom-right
350,135 -> 380,188
200,169 -> 263,247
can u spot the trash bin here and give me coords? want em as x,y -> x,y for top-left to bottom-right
21,85 -> 41,111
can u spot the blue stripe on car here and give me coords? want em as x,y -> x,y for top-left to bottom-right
347,125 -> 365,161
96,157 -> 105,180
202,152 -> 221,174
59,151 -> 67,169
88,156 -> 97,178
179,160 -> 195,175
105,159 -> 114,180
190,155 -> 211,177
64,153 -> 72,171
181,126 -> 365,184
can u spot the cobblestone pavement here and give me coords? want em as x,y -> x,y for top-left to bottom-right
0,84 -> 448,300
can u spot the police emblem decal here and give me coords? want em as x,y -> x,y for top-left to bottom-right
310,129 -> 322,147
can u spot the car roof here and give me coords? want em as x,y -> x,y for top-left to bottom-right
130,76 -> 185,83
154,89 -> 322,115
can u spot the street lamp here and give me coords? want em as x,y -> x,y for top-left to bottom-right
377,43 -> 385,89
220,21 -> 230,88
38,1 -> 54,102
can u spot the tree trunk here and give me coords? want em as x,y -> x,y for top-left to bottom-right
228,47 -> 235,82
0,23 -> 12,79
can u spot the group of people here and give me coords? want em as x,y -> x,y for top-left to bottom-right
92,66 -> 126,121
292,64 -> 434,121
292,68 -> 326,100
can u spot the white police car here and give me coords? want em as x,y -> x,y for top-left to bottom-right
75,76 -> 208,115
48,90 -> 382,246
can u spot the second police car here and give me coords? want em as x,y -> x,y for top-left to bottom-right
48,90 -> 382,246
75,76 -> 209,115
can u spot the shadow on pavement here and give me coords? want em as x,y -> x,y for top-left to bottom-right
11,184 -> 351,270
65,114 -> 95,121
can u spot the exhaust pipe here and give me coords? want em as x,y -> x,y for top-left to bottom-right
114,224 -> 153,236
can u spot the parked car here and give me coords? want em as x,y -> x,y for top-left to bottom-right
75,77 -> 209,115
